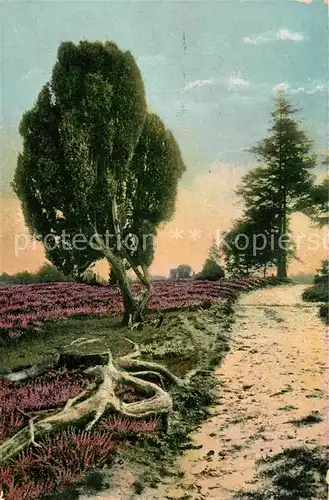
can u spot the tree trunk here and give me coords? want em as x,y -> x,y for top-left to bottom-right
277,254 -> 285,278
277,213 -> 288,279
90,230 -> 149,326
276,104 -> 288,280
108,259 -> 139,326
122,292 -> 139,326
107,259 -> 151,326
278,254 -> 287,279
281,194 -> 288,278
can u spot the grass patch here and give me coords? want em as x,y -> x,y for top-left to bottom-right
0,316 -> 126,375
306,389 -> 323,399
278,405 -> 298,412
269,385 -> 293,397
233,446 -> 327,500
287,412 -> 322,427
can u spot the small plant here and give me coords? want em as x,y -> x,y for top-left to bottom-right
287,411 -> 322,427
102,416 -> 161,434
277,405 -> 297,411
133,480 -> 144,494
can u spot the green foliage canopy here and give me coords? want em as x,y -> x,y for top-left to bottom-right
13,41 -> 185,282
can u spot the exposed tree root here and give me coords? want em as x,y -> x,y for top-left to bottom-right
2,353 -> 61,382
117,358 -> 185,387
0,339 -> 185,465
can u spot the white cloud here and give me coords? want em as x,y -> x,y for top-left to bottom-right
243,28 -> 305,45
293,84 -> 326,95
228,75 -> 250,91
242,33 -> 271,45
273,81 -> 326,95
276,29 -> 304,42
183,73 -> 252,94
183,79 -> 213,92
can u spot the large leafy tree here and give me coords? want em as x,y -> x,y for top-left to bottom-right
237,93 -> 316,278
13,41 -> 185,324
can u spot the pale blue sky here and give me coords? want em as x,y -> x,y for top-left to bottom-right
1,0 -> 328,196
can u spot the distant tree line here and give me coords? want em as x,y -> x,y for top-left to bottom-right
170,240 -> 225,281
0,263 -> 70,284
0,263 -> 106,285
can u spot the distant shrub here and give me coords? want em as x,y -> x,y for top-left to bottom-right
302,283 -> 328,302
319,303 -> 328,323
170,265 -> 194,279
195,258 -> 225,281
0,264 -> 108,286
79,269 -> 106,286
35,263 -> 69,282
302,261 -> 329,323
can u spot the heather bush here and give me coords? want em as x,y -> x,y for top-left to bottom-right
101,416 -> 161,435
0,429 -> 117,499
0,368 -> 88,443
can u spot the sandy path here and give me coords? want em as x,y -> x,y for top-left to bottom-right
80,284 -> 326,500
150,284 -> 326,499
